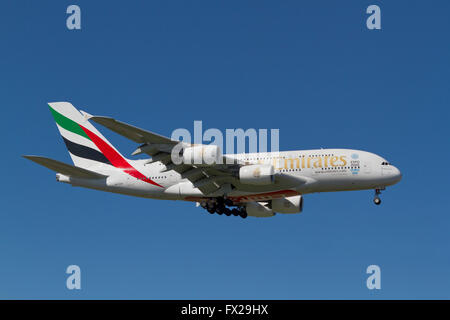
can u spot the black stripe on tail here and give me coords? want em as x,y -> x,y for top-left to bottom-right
62,137 -> 112,165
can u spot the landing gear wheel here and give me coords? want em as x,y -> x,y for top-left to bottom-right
207,207 -> 215,214
239,209 -> 248,219
373,188 -> 382,205
231,209 -> 240,216
224,208 -> 232,216
216,205 -> 225,215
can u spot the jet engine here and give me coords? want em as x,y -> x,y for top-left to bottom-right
239,164 -> 274,185
271,195 -> 303,214
245,201 -> 275,217
182,145 -> 221,165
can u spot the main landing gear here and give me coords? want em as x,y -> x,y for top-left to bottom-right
200,198 -> 247,219
373,188 -> 383,205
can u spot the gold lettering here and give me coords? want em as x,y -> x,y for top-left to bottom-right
307,157 -> 312,168
330,156 -> 339,166
273,157 -> 284,171
323,155 -> 330,167
340,156 -> 347,166
285,158 -> 299,169
313,157 -> 322,168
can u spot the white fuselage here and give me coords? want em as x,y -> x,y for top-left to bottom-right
59,148 -> 402,203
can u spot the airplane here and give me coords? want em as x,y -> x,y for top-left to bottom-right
24,102 -> 402,219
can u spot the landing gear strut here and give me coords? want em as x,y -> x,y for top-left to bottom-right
373,189 -> 382,205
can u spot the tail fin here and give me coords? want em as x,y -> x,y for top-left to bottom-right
48,102 -> 125,169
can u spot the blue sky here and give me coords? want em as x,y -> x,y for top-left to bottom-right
0,1 -> 449,299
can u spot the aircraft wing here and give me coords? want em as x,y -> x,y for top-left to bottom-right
81,113 -> 177,146
85,113 -> 240,194
85,113 -> 306,196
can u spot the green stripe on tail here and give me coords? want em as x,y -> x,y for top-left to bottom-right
48,105 -> 90,140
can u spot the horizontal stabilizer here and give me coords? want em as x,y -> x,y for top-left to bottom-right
23,155 -> 107,179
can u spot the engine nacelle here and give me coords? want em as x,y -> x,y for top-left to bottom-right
271,195 -> 303,214
239,164 -> 274,185
182,145 -> 221,165
245,201 -> 275,218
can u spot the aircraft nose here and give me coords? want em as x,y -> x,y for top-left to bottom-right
392,166 -> 402,183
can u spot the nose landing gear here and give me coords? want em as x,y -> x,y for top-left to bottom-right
373,188 -> 383,205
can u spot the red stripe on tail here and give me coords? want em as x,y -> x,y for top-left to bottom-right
79,125 -> 163,188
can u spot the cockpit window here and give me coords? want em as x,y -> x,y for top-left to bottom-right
381,161 -> 391,166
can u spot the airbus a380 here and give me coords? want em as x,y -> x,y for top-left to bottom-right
24,102 -> 402,219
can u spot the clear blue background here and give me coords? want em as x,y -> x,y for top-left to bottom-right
1,1 -> 449,299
